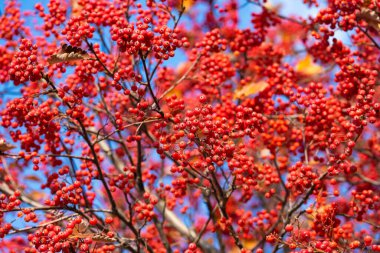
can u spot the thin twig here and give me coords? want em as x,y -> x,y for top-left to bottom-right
358,26 -> 380,50
158,54 -> 201,100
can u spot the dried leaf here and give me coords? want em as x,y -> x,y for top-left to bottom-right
92,234 -> 117,242
69,232 -> 116,242
26,191 -> 47,200
72,220 -> 89,235
233,81 -> 269,99
295,55 -> 323,76
69,220 -> 116,242
166,229 -> 181,242
24,175 -> 41,182
0,139 -> 16,152
263,0 -> 282,13
357,8 -> 380,31
47,44 -> 90,65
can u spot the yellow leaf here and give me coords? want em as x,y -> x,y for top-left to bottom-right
234,81 -> 269,99
295,55 -> 323,76
24,175 -> 41,182
180,0 -> 194,12
165,88 -> 183,99
260,148 -> 271,158
230,240 -> 257,253
70,0 -> 82,17
242,238 -> 259,249
230,246 -> 241,253
26,191 -> 46,200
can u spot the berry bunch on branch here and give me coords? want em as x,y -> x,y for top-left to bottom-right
0,0 -> 379,252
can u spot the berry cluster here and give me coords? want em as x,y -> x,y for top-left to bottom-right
42,174 -> 83,206
229,28 -> 264,53
9,39 -> 43,84
0,45 -> 14,83
0,1 -> 28,40
62,17 -> 95,46
251,7 -> 281,33
315,0 -> 360,31
196,53 -> 235,94
17,208 -> 38,223
195,29 -> 227,56
0,223 -> 12,240
1,97 -> 60,153
35,0 -> 66,37
311,204 -> 340,237
27,224 -> 63,252
0,191 -> 21,237
1,0 -> 380,252
164,95 -> 185,115
350,189 -> 380,220
27,217 -> 97,253
108,167 -> 136,193
111,20 -> 185,59
134,193 -> 158,221
74,0 -> 128,27
287,164 -> 318,196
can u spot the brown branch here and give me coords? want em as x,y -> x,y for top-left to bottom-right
271,172 -> 328,253
84,39 -> 140,102
354,172 -> 380,186
358,26 -> 380,50
158,54 -> 201,101
337,213 -> 380,229
9,214 -> 78,235
139,51 -> 162,112
92,118 -> 161,145
41,74 -> 153,253
0,152 -> 94,161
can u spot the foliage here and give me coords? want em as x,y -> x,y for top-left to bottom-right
0,0 -> 379,252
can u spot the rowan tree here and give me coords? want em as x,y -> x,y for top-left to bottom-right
0,0 -> 379,252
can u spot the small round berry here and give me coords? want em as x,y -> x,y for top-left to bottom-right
199,95 -> 207,103
105,217 -> 114,224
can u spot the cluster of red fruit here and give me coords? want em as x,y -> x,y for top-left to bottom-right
9,39 -> 43,84
0,0 -> 379,253
0,192 -> 21,238
111,19 -> 187,60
